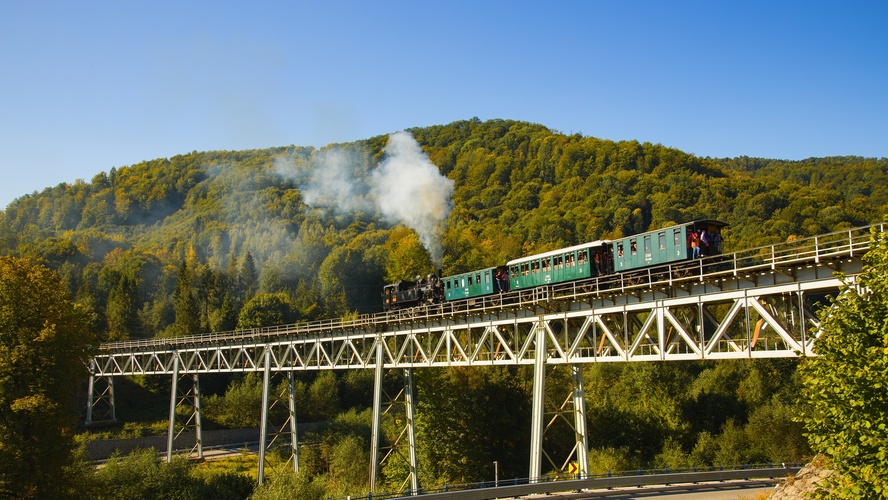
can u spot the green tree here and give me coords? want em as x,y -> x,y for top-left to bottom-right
92,449 -> 217,499
209,291 -> 239,332
0,256 -> 95,498
236,292 -> 298,329
305,371 -> 340,421
383,226 -> 435,282
106,274 -> 141,341
203,373 -> 264,428
169,261 -> 200,337
250,470 -> 325,500
413,366 -> 530,485
238,252 -> 259,302
799,226 -> 888,498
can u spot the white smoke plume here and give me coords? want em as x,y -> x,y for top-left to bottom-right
286,131 -> 453,266
299,149 -> 373,213
370,131 -> 454,265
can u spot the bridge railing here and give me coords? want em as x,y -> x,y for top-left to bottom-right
350,463 -> 801,500
99,223 -> 883,353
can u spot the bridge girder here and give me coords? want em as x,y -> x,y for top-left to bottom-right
92,277 -> 847,377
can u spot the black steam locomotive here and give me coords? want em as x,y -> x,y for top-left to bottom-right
381,273 -> 445,311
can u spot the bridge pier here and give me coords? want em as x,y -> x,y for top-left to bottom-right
166,353 -> 203,462
404,367 -> 419,493
529,321 -> 546,482
370,341 -> 420,494
86,372 -> 116,425
529,323 -> 591,482
370,342 -> 384,490
571,364 -> 590,477
258,349 -> 300,485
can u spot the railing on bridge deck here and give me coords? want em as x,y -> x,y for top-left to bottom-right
99,223 -> 883,353
343,463 -> 802,500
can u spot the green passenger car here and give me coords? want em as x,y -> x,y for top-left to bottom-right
444,266 -> 509,301
508,241 -> 612,291
612,220 -> 728,272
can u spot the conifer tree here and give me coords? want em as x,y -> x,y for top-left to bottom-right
170,261 -> 200,337
239,252 -> 258,301
106,274 -> 140,341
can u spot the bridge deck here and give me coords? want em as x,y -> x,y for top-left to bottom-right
91,224 -> 881,376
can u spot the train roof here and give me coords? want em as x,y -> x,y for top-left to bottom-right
441,266 -> 500,280
611,220 -> 730,241
683,219 -> 729,229
507,240 -> 611,266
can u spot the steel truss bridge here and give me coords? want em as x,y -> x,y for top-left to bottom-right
87,224 -> 883,494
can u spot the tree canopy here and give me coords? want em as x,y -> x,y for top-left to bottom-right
800,226 -> 888,498
0,256 -> 95,498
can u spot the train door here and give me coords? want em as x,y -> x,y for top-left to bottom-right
643,234 -> 652,264
629,238 -> 638,268
655,231 -> 667,264
602,245 -> 614,275
673,227 -> 685,260
577,249 -> 590,278
541,257 -> 552,283
552,254 -> 564,283
509,264 -> 520,290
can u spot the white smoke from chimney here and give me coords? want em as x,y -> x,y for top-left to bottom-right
370,131 -> 453,266
299,149 -> 372,213
289,131 -> 453,266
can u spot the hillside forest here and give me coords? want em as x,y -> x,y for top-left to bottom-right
0,118 -> 886,498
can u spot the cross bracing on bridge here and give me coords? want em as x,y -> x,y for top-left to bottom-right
86,223 -> 883,492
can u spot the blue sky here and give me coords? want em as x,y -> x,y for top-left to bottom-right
1,1 -> 886,208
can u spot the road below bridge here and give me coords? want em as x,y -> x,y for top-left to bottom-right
513,479 -> 777,499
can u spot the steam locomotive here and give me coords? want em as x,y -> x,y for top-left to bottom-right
382,220 -> 727,311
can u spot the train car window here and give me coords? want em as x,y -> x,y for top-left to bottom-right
468,276 -> 473,285
617,244 -> 624,257
567,253 -> 575,267
446,280 -> 451,290
578,250 -> 588,265
531,261 -> 539,274
542,258 -> 551,272
644,235 -> 651,253
484,272 -> 490,283
659,233 -> 666,250
510,266 -> 518,278
476,273 -> 482,284
630,240 -> 637,254
461,277 -> 466,288
674,229 -> 682,247
554,255 -> 563,269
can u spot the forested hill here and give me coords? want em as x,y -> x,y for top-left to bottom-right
0,118 -> 885,342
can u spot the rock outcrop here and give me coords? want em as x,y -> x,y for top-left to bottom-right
770,457 -> 834,499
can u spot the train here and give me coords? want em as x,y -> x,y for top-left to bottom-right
382,220 -> 728,311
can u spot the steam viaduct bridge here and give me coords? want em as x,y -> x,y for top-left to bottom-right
86,224 -> 883,494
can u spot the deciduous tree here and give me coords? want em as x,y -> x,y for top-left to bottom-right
0,256 -> 95,498
800,226 -> 888,498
